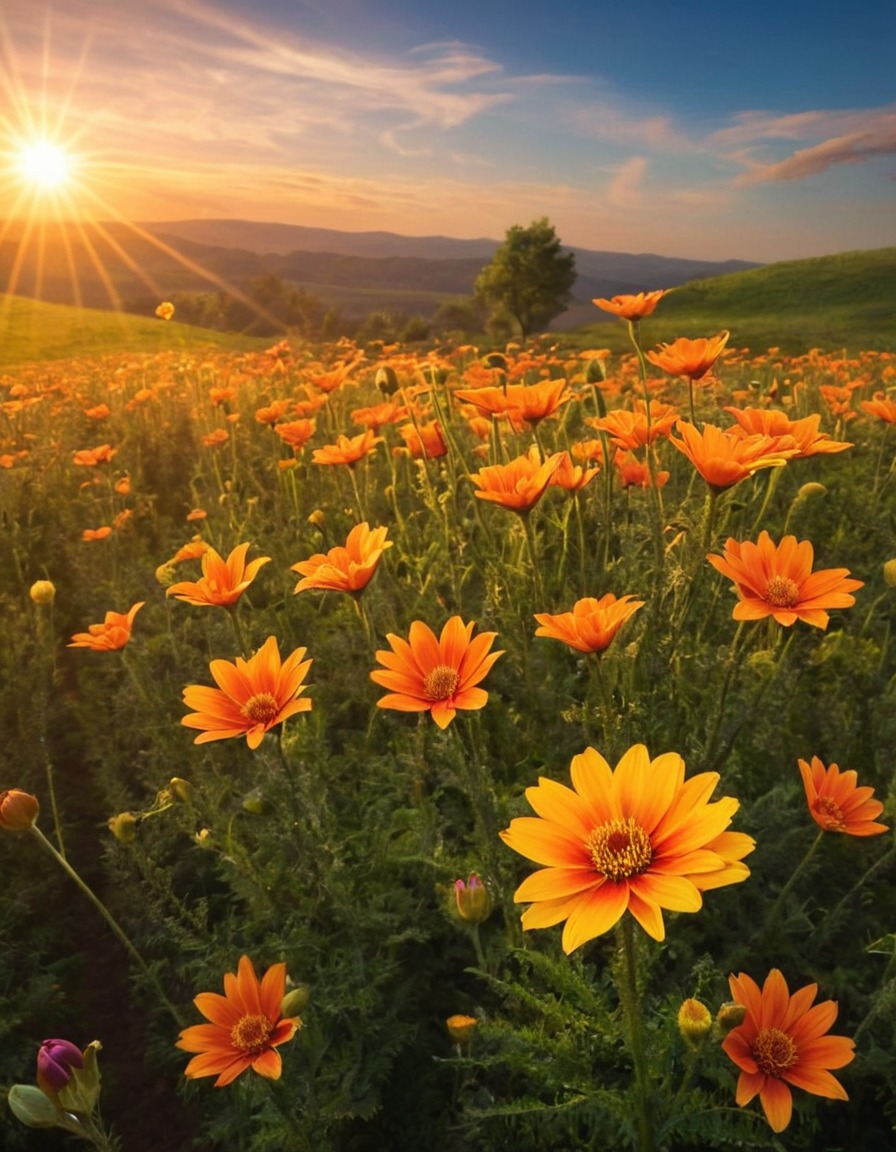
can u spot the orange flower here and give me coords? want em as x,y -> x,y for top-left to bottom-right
311,430 -> 383,466
181,635 -> 312,749
592,290 -> 666,321
589,401 -> 679,449
707,531 -> 863,629
155,301 -> 175,321
273,419 -> 316,451
201,428 -> 229,447
500,744 -> 753,952
614,450 -> 669,489
534,594 -> 644,653
171,538 -> 209,565
72,444 -> 117,467
722,968 -> 855,1133
370,617 -> 503,730
399,420 -> 448,459
68,602 -> 145,651
292,522 -> 392,594
861,394 -> 896,423
723,407 -> 852,457
798,756 -> 888,836
453,386 -> 513,419
81,526 -> 113,541
176,955 -> 301,1087
471,447 -> 564,512
548,451 -> 600,492
646,331 -> 730,380
351,400 -> 410,431
0,788 -> 40,831
503,378 -> 571,426
669,422 -> 794,491
167,543 -> 270,607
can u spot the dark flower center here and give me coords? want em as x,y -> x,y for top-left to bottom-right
813,795 -> 845,830
752,1026 -> 798,1078
423,665 -> 460,701
765,575 -> 800,608
230,1013 -> 274,1055
586,817 -> 653,882
241,692 -> 280,725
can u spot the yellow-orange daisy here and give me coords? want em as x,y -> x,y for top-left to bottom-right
706,531 -> 863,629
797,756 -> 888,836
181,636 -> 312,749
292,522 -> 392,595
68,602 -> 145,651
646,331 -> 730,380
861,394 -> 896,424
311,430 -> 383,466
167,543 -> 270,608
399,420 -> 448,459
669,422 -> 794,492
503,378 -> 571,426
176,955 -> 301,1087
534,594 -> 644,653
722,968 -> 855,1133
592,290 -> 667,321
588,401 -> 679,450
500,744 -> 754,953
723,407 -> 852,457
470,447 -> 564,513
370,616 -> 503,730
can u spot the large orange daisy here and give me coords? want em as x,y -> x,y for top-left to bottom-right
723,407 -> 853,457
669,421 -> 794,491
500,744 -> 754,953
68,602 -> 145,651
181,636 -> 312,749
470,448 -> 564,512
707,531 -> 863,629
292,522 -> 392,595
797,756 -> 888,836
167,543 -> 270,608
311,430 -> 383,466
370,616 -> 503,729
646,331 -> 730,380
176,955 -> 301,1087
533,594 -> 644,654
592,290 -> 667,321
722,968 -> 855,1133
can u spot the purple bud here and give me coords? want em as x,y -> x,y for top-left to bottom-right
37,1038 -> 84,1093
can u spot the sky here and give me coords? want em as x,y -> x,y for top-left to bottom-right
1,0 -> 895,262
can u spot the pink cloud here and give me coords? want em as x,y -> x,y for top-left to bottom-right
735,124 -> 896,185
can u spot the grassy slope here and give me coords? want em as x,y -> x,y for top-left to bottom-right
0,294 -> 267,366
564,247 -> 896,354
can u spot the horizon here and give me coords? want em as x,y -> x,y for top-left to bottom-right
1,1 -> 895,271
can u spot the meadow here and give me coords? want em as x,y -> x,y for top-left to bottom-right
1,292 -> 895,1152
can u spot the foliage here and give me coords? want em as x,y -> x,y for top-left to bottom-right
475,218 -> 576,338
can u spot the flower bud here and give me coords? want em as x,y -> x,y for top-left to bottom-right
7,1084 -> 60,1128
883,558 -> 896,588
716,1001 -> 748,1034
484,353 -> 507,371
0,789 -> 40,831
796,482 -> 826,501
454,874 -> 492,924
307,509 -> 326,529
57,1041 -> 102,1115
446,1014 -> 478,1046
280,983 -> 311,1017
375,365 -> 400,395
155,562 -> 178,587
242,789 -> 268,815
37,1038 -> 84,1094
155,301 -> 175,321
29,580 -> 56,604
107,812 -> 137,844
677,998 -> 712,1045
169,777 -> 193,803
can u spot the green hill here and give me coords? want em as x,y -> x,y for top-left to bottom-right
0,294 -> 267,365
567,247 -> 896,354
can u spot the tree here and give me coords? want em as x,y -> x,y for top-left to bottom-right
474,217 -> 576,338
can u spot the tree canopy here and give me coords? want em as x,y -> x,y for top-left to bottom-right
474,217 -> 577,338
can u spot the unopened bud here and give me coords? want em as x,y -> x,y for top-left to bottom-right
883,558 -> 896,588
307,509 -> 326,529
375,365 -> 400,396
796,482 -> 826,500
57,1041 -> 102,1115
484,353 -> 507,371
37,1039 -> 84,1094
677,998 -> 713,1045
446,1014 -> 478,1046
716,1001 -> 748,1034
454,874 -> 492,924
29,580 -> 56,605
0,789 -> 40,831
280,983 -> 311,1017
107,812 -> 137,844
242,789 -> 268,815
155,562 -> 178,587
169,777 -> 193,803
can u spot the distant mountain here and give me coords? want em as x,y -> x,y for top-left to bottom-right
0,217 -> 761,325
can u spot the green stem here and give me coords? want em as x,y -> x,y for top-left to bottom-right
28,825 -> 186,1027
518,510 -> 547,604
226,603 -> 252,658
761,829 -> 825,941
616,918 -> 656,1152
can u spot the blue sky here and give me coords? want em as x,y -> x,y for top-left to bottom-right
2,0 -> 895,260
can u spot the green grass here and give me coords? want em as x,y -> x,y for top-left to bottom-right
564,247 -> 896,354
0,294 -> 267,365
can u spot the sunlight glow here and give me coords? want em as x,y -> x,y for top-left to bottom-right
17,140 -> 72,189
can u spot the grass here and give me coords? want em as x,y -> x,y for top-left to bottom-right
563,247 -> 896,354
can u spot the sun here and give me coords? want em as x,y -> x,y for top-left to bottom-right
16,140 -> 73,190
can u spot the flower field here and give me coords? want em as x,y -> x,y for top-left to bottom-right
1,303 -> 895,1151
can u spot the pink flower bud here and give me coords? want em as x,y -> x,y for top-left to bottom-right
37,1038 -> 83,1094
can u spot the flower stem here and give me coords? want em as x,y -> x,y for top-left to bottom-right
615,918 -> 656,1152
27,825 -> 186,1027
761,828 -> 825,941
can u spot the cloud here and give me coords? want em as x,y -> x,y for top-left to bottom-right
734,125 -> 896,185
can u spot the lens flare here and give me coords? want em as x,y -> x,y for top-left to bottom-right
17,141 -> 72,189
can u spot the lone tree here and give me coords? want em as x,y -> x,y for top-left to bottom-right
474,217 -> 576,338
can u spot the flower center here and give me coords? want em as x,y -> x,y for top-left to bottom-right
765,575 -> 800,608
751,1026 -> 798,1078
230,1012 -> 274,1055
813,795 -> 846,831
423,664 -> 460,701
241,692 -> 280,725
586,817 -> 653,882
